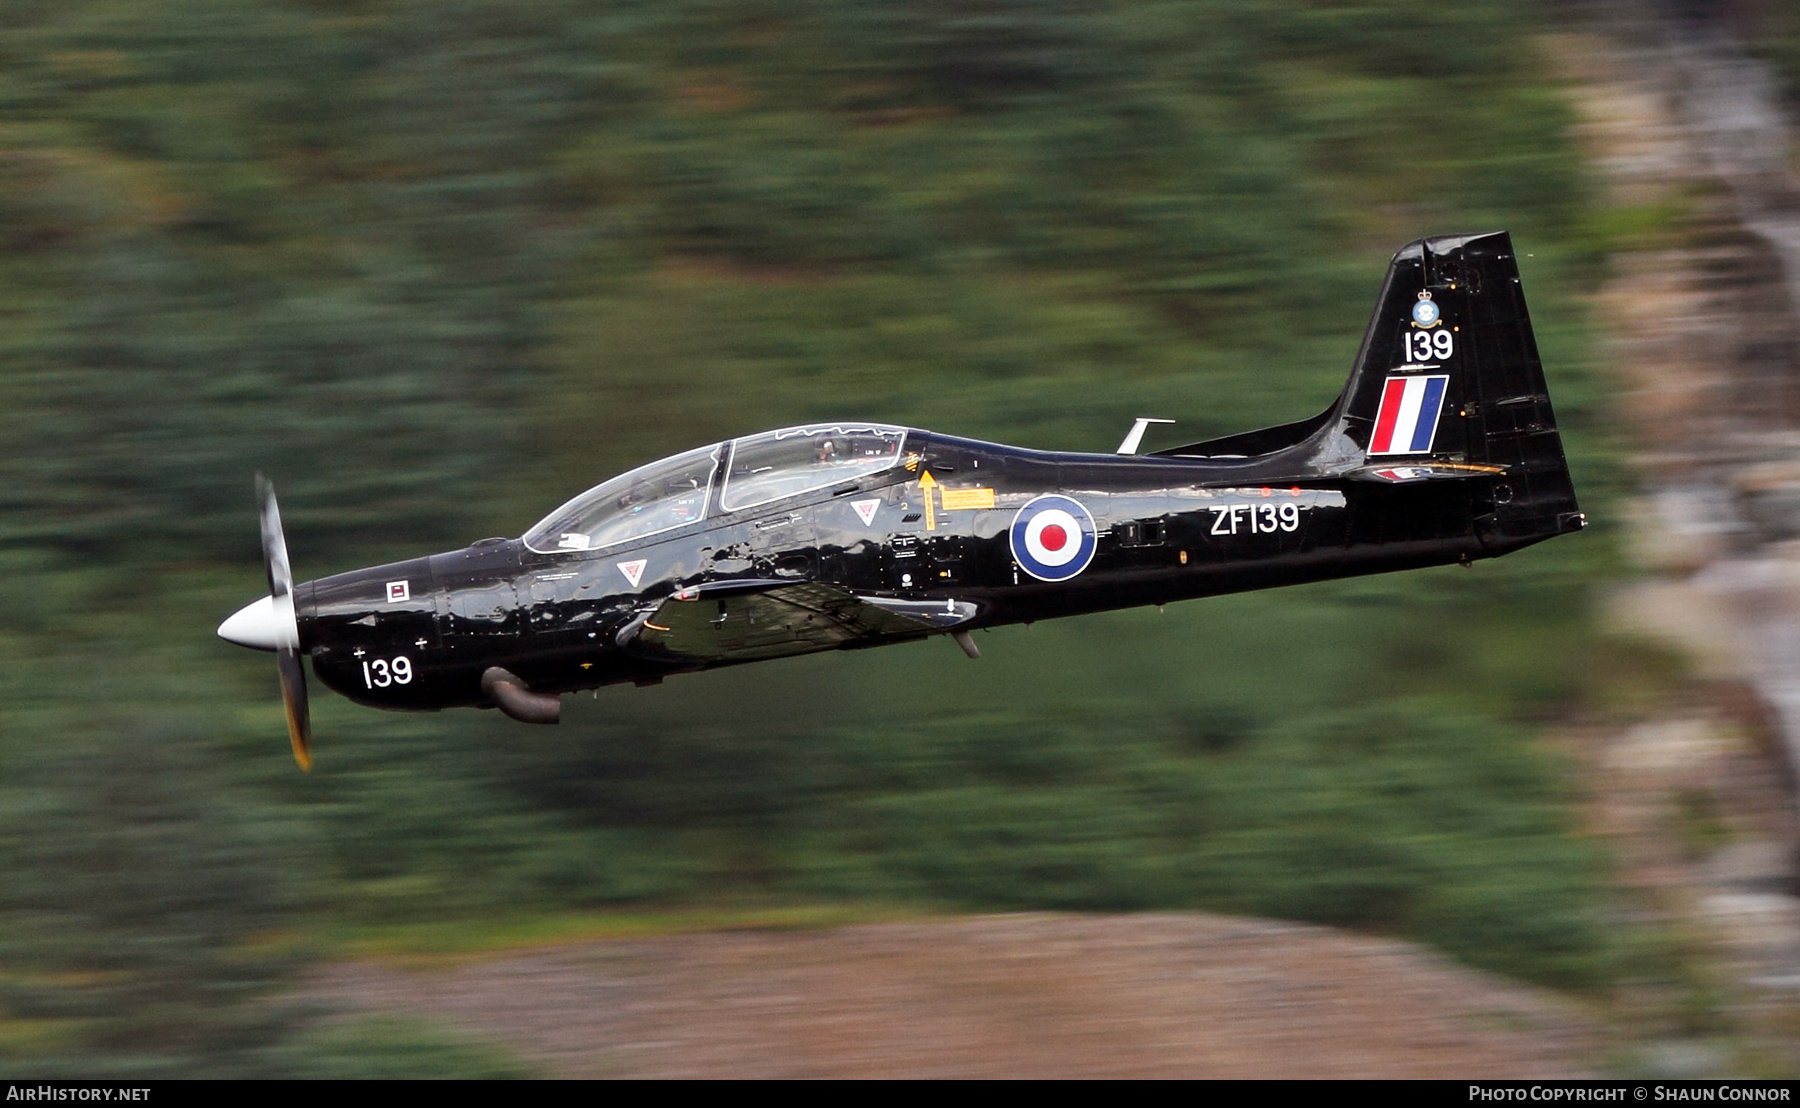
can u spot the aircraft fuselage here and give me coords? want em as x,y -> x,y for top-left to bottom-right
224,232 -> 1585,744
300,429 -> 1556,713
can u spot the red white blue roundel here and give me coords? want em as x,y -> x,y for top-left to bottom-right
1010,495 -> 1097,582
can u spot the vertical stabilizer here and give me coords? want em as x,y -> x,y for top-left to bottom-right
1333,231 -> 1582,549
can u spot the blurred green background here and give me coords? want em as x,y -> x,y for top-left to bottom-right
0,0 -> 1696,1076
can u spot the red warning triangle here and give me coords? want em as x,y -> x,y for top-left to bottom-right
618,559 -> 647,588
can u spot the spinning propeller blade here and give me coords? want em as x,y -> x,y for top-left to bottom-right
256,475 -> 312,771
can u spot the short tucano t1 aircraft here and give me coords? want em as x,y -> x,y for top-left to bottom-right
220,231 -> 1584,770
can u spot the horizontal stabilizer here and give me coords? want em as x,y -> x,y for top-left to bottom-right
1346,462 -> 1509,485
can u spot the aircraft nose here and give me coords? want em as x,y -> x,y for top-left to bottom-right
218,595 -> 281,651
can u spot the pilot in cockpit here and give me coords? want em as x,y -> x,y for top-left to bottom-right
624,477 -> 708,538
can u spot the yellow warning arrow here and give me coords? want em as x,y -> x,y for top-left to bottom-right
919,470 -> 938,531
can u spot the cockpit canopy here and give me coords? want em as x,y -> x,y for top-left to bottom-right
526,442 -> 721,554
523,424 -> 907,555
720,424 -> 906,512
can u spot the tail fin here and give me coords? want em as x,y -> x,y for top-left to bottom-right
1335,231 -> 1583,549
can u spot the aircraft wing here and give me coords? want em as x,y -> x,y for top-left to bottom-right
616,579 -> 979,664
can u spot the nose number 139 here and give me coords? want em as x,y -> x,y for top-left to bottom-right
362,655 -> 413,688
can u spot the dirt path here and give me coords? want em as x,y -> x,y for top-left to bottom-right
311,913 -> 1597,1078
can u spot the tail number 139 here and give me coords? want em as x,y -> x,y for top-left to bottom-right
1404,330 -> 1454,362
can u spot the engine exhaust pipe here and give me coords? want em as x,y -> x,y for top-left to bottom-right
480,666 -> 561,724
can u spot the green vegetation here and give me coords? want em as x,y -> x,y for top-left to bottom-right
325,904 -> 920,964
0,0 -> 1638,1075
278,1017 -> 536,1079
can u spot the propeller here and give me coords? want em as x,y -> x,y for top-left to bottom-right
257,474 -> 312,771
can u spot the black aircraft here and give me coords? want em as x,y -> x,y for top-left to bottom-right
220,231 -> 1583,769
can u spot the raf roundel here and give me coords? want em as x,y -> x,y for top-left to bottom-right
1010,494 -> 1098,582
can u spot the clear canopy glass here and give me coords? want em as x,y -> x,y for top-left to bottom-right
719,424 -> 907,513
522,424 -> 908,555
523,443 -> 721,554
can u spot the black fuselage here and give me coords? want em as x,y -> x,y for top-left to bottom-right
277,232 -> 1586,718
297,428 -> 1563,713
